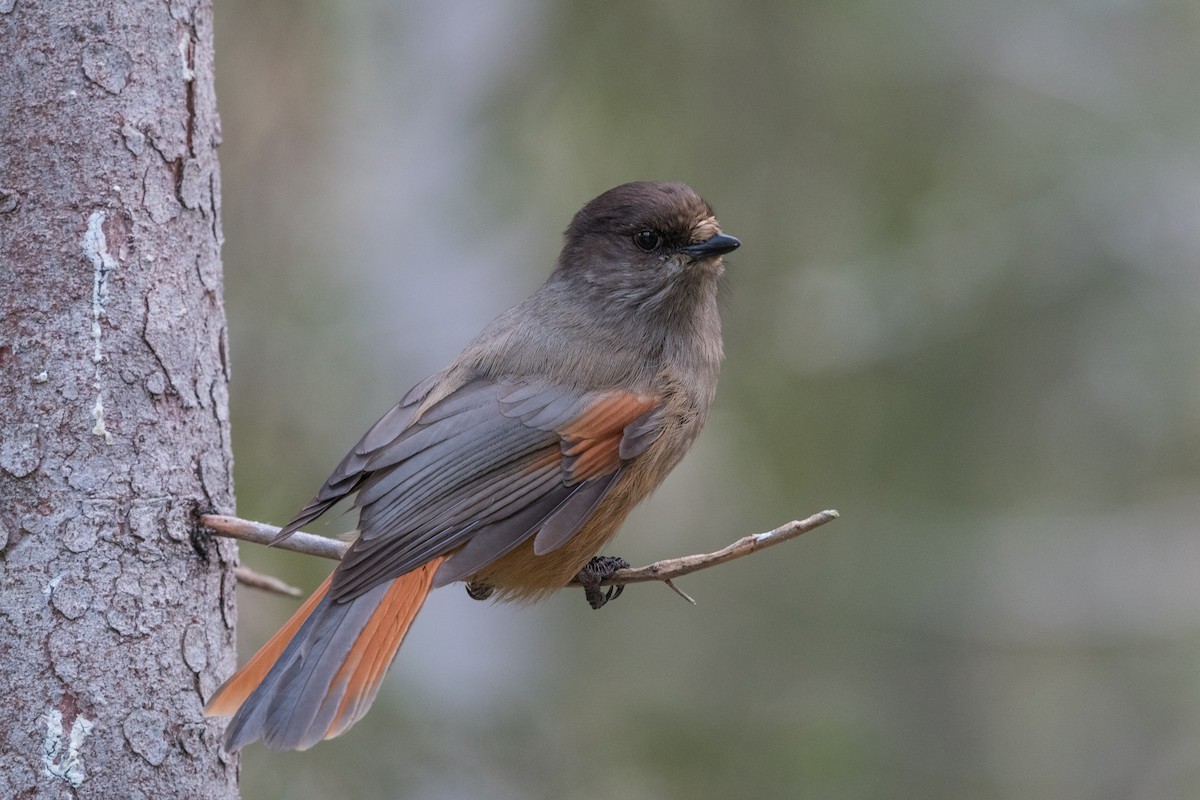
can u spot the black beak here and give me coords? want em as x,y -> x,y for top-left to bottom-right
681,233 -> 741,259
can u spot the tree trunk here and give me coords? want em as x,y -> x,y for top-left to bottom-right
0,1 -> 239,797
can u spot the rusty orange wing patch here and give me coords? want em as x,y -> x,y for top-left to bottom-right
558,391 -> 661,482
526,391 -> 664,556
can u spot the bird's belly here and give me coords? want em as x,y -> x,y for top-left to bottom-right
470,496 -> 631,602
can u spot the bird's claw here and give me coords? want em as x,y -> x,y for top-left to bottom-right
575,555 -> 630,610
465,580 -> 494,601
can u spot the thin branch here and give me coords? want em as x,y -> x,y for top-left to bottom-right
200,510 -> 839,590
580,511 -> 840,586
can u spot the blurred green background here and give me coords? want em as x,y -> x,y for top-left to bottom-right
214,1 -> 1200,797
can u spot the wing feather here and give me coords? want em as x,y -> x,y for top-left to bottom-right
280,376 -> 667,603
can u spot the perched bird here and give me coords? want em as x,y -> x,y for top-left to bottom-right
206,181 -> 740,751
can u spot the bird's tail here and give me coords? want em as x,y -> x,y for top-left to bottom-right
205,557 -> 443,751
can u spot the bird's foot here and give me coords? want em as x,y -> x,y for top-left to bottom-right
575,555 -> 630,610
465,580 -> 494,601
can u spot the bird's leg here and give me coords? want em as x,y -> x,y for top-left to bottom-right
575,555 -> 630,610
464,580 -> 494,601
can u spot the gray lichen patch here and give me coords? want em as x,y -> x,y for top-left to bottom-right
41,708 -> 94,787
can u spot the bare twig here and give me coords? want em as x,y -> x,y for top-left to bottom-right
201,510 -> 839,592
234,565 -> 302,598
578,511 -> 841,586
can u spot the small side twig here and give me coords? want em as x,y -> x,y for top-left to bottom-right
200,510 -> 839,594
233,565 -> 302,598
663,579 -> 697,605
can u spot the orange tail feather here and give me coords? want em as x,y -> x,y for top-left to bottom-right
206,558 -> 444,749
324,558 -> 442,739
205,573 -> 335,718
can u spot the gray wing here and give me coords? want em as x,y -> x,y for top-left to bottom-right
276,376 -> 665,603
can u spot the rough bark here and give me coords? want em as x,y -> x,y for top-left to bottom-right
0,1 -> 239,797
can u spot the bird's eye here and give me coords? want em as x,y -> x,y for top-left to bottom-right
633,230 -> 662,251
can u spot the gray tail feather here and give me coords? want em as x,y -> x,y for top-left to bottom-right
222,581 -> 392,751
